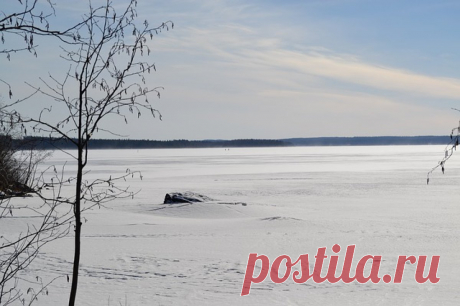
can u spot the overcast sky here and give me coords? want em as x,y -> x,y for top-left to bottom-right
2,0 -> 460,140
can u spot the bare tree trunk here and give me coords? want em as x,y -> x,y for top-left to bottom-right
69,82 -> 85,305
69,154 -> 82,306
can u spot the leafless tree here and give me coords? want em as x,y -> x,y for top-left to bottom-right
1,1 -> 88,304
427,110 -> 460,184
3,0 -> 172,304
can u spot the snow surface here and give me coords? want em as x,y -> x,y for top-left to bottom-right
3,146 -> 460,305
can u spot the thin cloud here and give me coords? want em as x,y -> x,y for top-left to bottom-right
155,21 -> 460,101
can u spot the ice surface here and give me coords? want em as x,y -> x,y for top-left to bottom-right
3,146 -> 460,305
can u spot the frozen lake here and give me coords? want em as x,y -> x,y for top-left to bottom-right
7,146 -> 460,305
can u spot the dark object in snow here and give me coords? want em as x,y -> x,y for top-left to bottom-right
0,182 -> 34,199
164,192 -> 214,204
0,190 -> 32,199
163,191 -> 247,206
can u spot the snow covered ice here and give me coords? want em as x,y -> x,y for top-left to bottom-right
4,145 -> 460,305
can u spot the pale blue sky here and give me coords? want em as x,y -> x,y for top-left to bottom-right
2,0 -> 460,140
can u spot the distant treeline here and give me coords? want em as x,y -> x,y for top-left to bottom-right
16,136 -> 451,149
22,137 -> 289,149
284,136 -> 451,146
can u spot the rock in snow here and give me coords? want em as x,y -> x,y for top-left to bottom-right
164,192 -> 214,204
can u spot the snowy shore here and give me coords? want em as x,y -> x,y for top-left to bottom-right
4,146 -> 459,305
